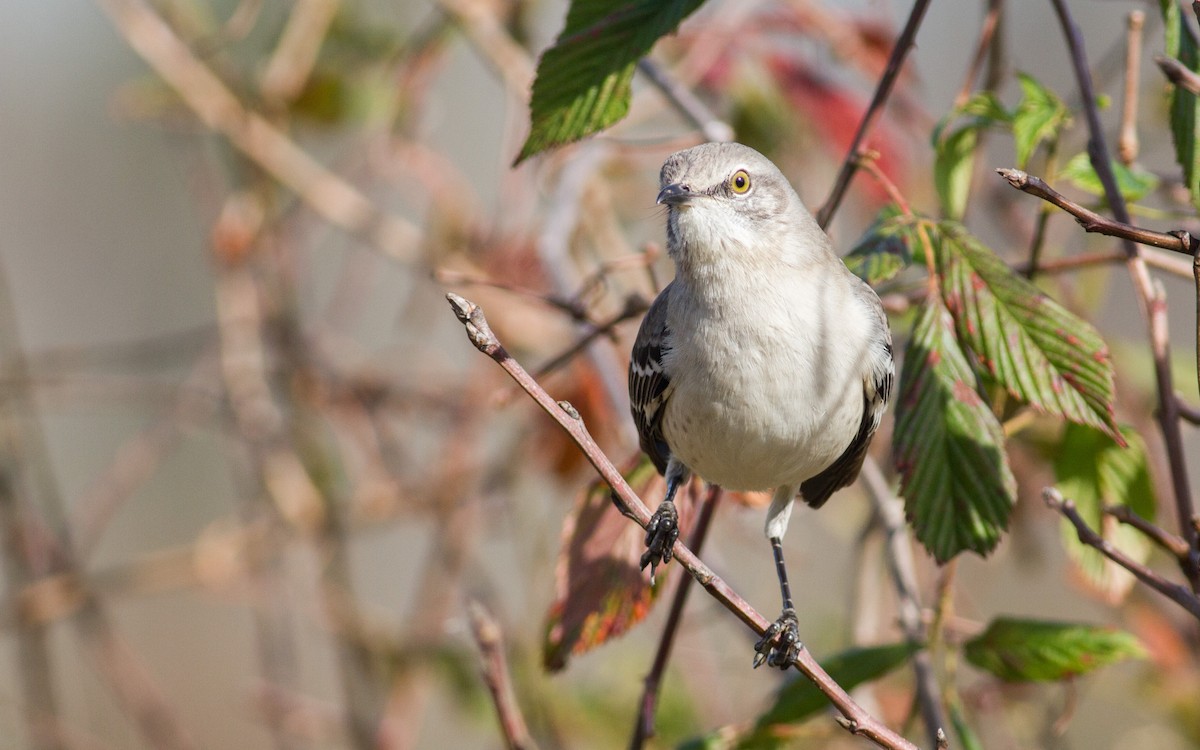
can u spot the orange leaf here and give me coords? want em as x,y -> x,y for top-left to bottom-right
542,458 -> 696,671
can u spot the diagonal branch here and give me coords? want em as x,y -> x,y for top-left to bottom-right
1044,488 -> 1200,620
995,169 -> 1200,256
445,293 -> 917,750
861,457 -> 946,749
630,484 -> 721,750
816,0 -> 933,229
468,600 -> 538,750
94,0 -> 420,262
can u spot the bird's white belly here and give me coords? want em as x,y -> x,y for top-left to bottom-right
661,329 -> 863,492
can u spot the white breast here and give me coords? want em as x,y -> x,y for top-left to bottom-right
661,269 -> 872,492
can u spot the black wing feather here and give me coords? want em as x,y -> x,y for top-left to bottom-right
628,283 -> 675,474
801,288 -> 894,508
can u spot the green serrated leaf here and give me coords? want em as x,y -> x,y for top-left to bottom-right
893,297 -> 1016,562
736,643 -> 917,747
1058,152 -> 1160,202
1054,424 -> 1156,598
934,222 -> 1122,443
964,617 -> 1145,682
1011,73 -> 1071,169
517,0 -> 705,163
1158,1 -> 1200,209
843,205 -> 913,285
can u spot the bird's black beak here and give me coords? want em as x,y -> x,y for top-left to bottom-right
656,182 -> 692,206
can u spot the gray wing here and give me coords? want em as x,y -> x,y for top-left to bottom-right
628,282 -> 676,475
801,280 -> 894,508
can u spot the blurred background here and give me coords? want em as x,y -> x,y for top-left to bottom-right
1,0 -> 1198,748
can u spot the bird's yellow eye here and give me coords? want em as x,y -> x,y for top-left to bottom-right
730,169 -> 751,194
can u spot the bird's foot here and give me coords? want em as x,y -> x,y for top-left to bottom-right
753,608 -> 802,669
639,500 -> 679,584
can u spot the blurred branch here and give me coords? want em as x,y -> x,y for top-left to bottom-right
530,295 -> 649,382
260,0 -> 339,103
817,0 -> 932,229
76,603 -> 197,750
861,457 -> 946,748
445,293 -> 917,750
1044,488 -> 1200,620
468,600 -> 538,750
436,0 -> 534,100
69,351 -> 222,560
1179,397 -> 1200,425
1118,11 -> 1144,165
952,0 -> 1004,109
94,0 -> 421,262
637,57 -> 734,143
631,484 -> 720,749
1155,54 -> 1200,96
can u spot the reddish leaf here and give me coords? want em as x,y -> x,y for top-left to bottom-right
543,459 -> 695,671
765,55 -> 907,207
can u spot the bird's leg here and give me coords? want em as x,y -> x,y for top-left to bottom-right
753,536 -> 802,669
640,461 -> 687,583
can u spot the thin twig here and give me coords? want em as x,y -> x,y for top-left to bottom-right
1024,141 -> 1059,278
1013,250 -> 1126,276
1047,0 -> 1200,590
94,0 -> 420,261
861,457 -> 946,749
952,0 -> 1005,110
1179,397 -> 1200,425
1155,54 -> 1200,96
436,0 -> 535,101
1045,488 -> 1200,620
637,57 -> 734,143
531,296 -> 650,382
1118,11 -> 1145,165
996,169 -> 1199,256
445,293 -> 917,750
468,600 -> 538,750
260,0 -> 339,103
1104,505 -> 1191,561
1194,248 -> 1200,401
816,0 -> 933,229
630,484 -> 721,750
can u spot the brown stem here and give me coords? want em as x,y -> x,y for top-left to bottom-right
1194,248 -> 1200,402
531,296 -> 650,382
1156,55 -> 1200,96
996,169 -> 1199,256
469,600 -> 538,750
630,484 -> 721,750
1047,0 -> 1200,590
638,58 -> 734,143
1104,505 -> 1191,561
861,458 -> 946,748
1118,11 -> 1145,165
446,293 -> 917,750
1044,488 -> 1200,620
952,0 -> 1005,109
816,0 -> 933,229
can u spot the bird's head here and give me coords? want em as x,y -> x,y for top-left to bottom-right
656,142 -> 823,271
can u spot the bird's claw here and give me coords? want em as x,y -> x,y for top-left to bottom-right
753,608 -> 802,669
640,500 -> 679,584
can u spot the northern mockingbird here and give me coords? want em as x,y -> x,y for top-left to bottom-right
629,142 -> 894,669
